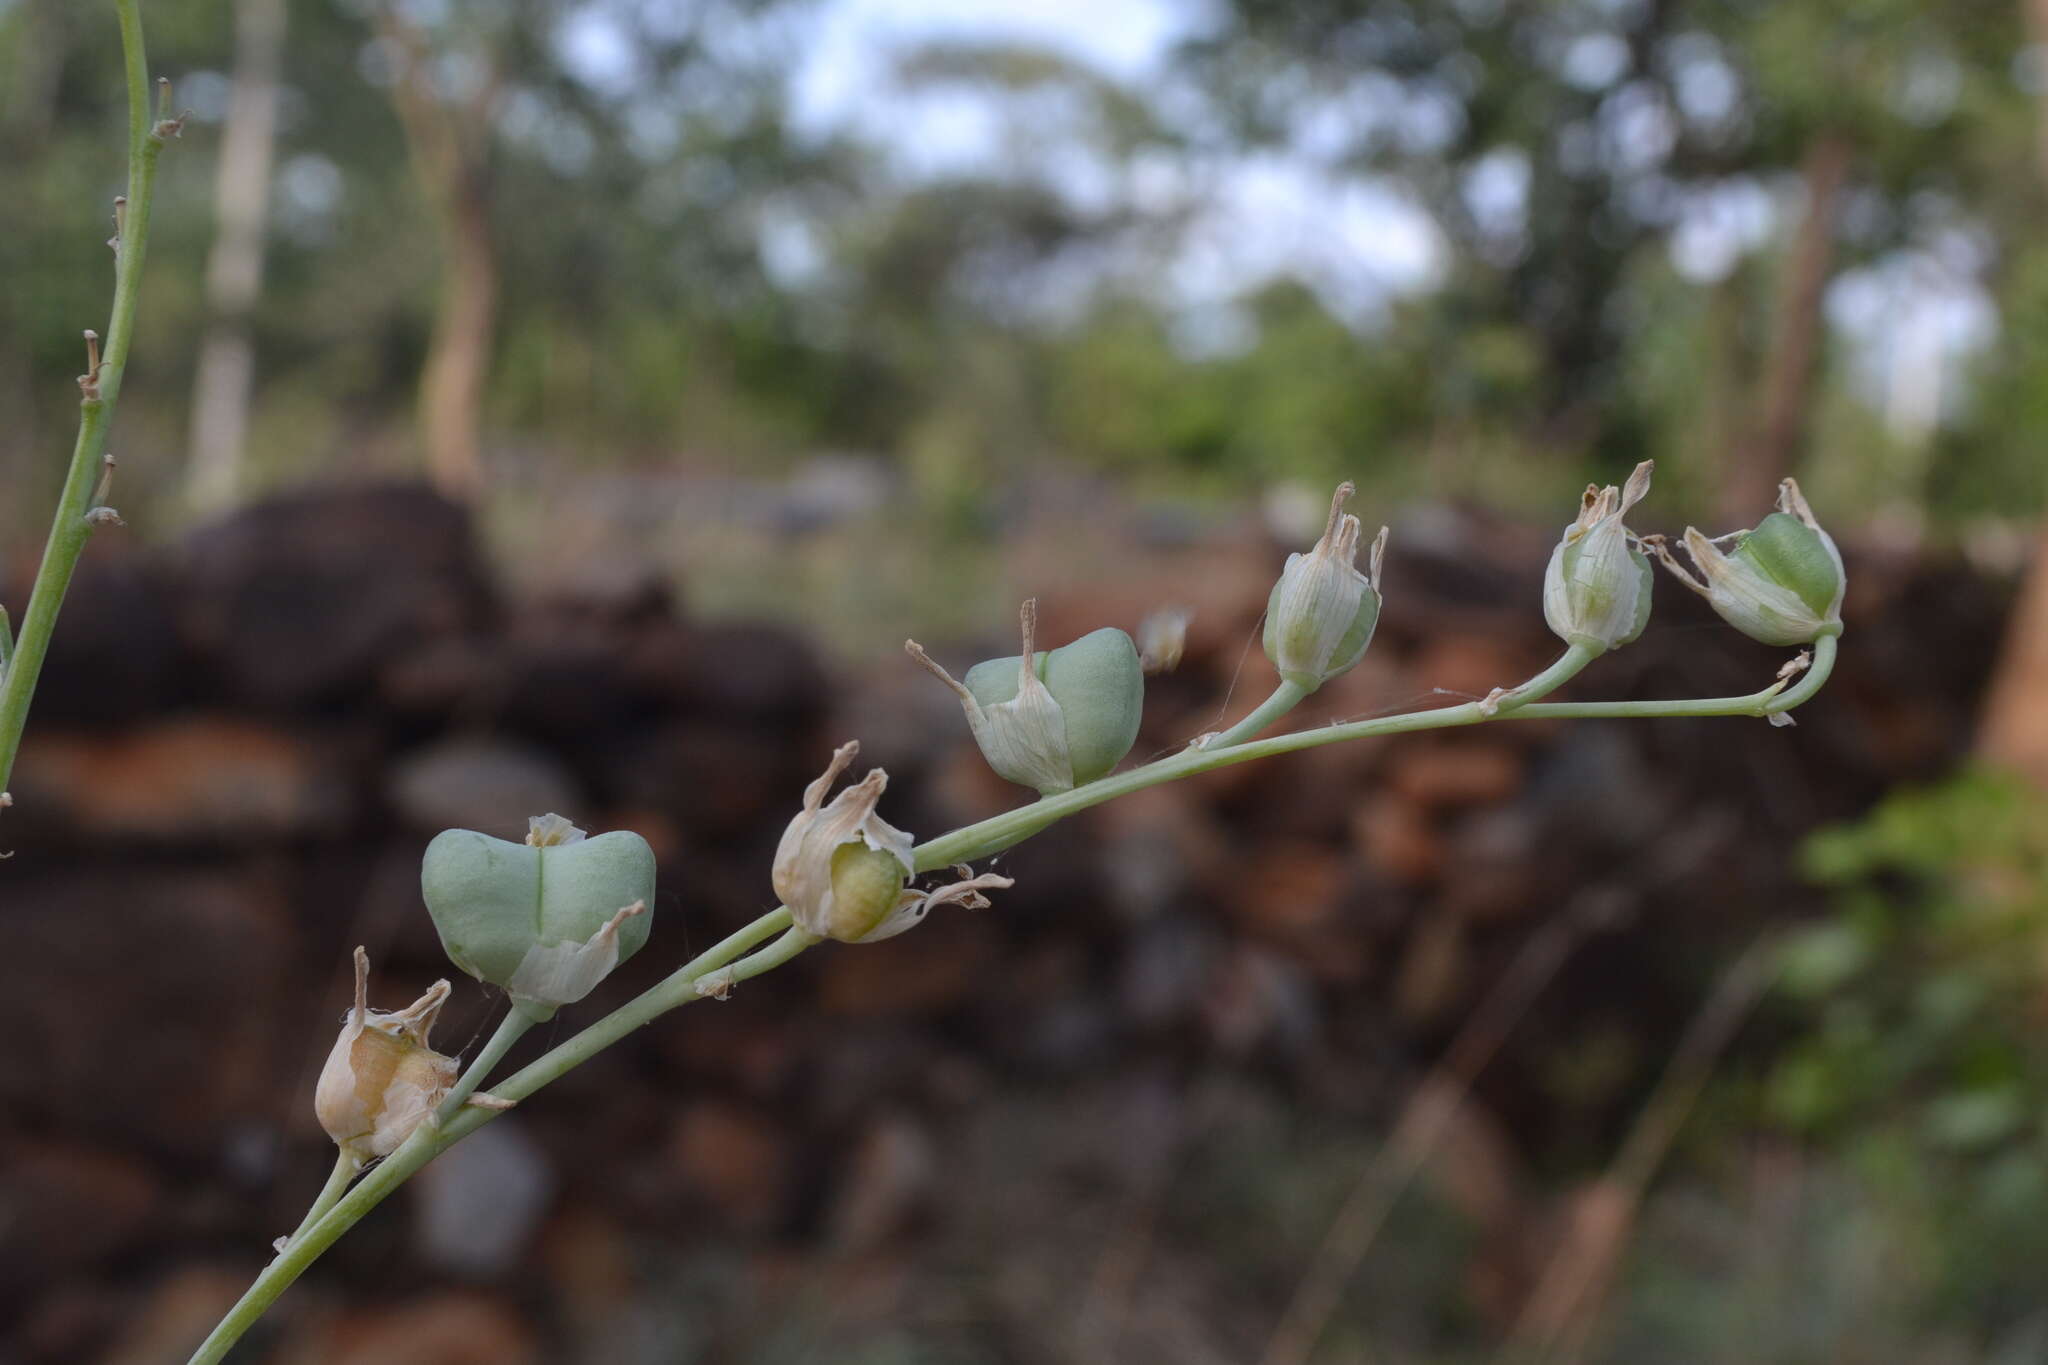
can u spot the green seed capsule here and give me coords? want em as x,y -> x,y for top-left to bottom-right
1262,482 -> 1388,689
961,626 -> 1145,788
1656,479 -> 1845,647
1543,462 -> 1655,654
1731,512 -> 1843,621
908,604 -> 1145,795
421,816 -> 656,1021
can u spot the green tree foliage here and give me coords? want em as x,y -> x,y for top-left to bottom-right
1770,772 -> 2048,1326
3,0 -> 2045,535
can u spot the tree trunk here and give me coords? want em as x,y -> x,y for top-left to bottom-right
376,6 -> 500,500
1979,552 -> 2048,785
1719,131 -> 1853,525
418,179 -> 496,499
1976,0 -> 2048,785
184,0 -> 286,514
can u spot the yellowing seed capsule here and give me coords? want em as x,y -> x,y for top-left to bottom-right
314,948 -> 458,1164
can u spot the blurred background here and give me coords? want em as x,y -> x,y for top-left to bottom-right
4,0 -> 2048,1361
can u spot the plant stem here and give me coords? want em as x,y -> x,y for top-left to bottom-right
273,1151 -> 358,1254
1513,632 -> 1836,721
448,920 -> 811,1140
0,0 -> 167,799
1762,631 -> 1837,714
913,644 -> 1598,870
438,1008 -> 533,1115
189,633 -> 1839,1357
186,911 -> 807,1364
1209,679 -> 1311,749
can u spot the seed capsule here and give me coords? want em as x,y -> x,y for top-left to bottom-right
907,600 -> 1144,795
1542,461 -> 1655,653
1262,482 -> 1387,691
315,948 -> 459,1164
775,741 -> 1012,944
1654,478 -> 1845,646
420,815 -> 656,1021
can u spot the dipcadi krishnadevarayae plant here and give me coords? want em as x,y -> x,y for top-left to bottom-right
0,7 -> 1847,1361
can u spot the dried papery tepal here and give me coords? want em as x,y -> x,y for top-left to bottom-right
315,948 -> 459,1166
1263,481 -> 1388,690
420,814 -> 657,1021
1654,477 -> 1846,647
906,599 -> 1145,795
1543,460 -> 1656,654
774,740 -> 1013,944
1136,605 -> 1193,675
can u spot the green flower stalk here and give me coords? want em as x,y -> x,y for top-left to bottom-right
192,602 -> 1842,1361
1655,477 -> 1846,646
906,599 -> 1145,795
1543,461 -> 1656,654
0,0 -> 181,806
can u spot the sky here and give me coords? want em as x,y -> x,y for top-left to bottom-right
773,0 -> 1447,330
546,0 -> 1993,417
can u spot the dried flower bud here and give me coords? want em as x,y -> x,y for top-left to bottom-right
1653,478 -> 1845,646
420,815 -> 656,1022
1263,482 -> 1387,690
315,948 -> 459,1164
906,600 -> 1144,795
775,741 -> 1013,944
1137,606 -> 1193,674
1543,461 -> 1655,653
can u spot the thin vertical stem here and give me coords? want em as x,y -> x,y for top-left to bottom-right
0,0 -> 168,797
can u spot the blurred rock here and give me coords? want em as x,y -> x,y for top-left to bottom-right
95,1267 -> 248,1365
1226,841 -> 1371,981
826,1112 -> 937,1253
21,547 -> 185,729
815,915 -> 997,1017
16,1282 -> 123,1363
538,1205 -> 646,1362
665,1100 -> 793,1233
679,622 -> 827,722
387,735 -> 585,835
634,720 -> 800,837
1393,910 -> 1469,1029
279,1293 -> 539,1365
1118,920 -> 1218,1031
179,482 -> 490,710
1202,943 -> 1318,1056
1353,790 -> 1446,885
0,869 -> 291,1159
413,1119 -> 555,1278
0,1142 -> 159,1300
1388,741 -> 1524,809
12,718 -> 351,842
